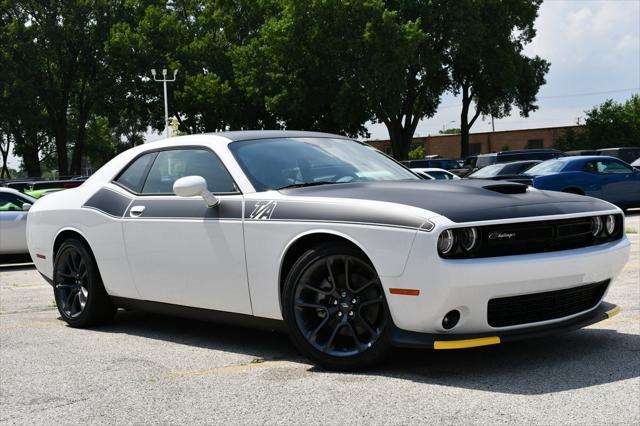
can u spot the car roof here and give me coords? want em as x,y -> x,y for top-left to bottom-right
214,130 -> 350,142
412,168 -> 452,173
477,149 -> 563,157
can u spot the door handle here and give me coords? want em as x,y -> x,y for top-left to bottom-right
129,205 -> 146,217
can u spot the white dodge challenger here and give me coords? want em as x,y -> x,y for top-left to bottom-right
27,131 -> 630,370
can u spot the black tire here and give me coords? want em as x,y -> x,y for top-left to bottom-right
53,238 -> 116,327
282,243 -> 392,370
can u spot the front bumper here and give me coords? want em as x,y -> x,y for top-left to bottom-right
381,234 -> 630,334
391,301 -> 620,349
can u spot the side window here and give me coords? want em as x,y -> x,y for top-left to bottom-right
598,159 -> 633,174
115,152 -> 157,193
582,161 -> 597,173
142,149 -> 237,194
0,193 -> 27,211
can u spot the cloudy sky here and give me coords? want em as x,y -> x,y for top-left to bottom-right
368,0 -> 640,139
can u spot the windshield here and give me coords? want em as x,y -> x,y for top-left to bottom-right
468,164 -> 504,178
524,160 -> 567,175
229,137 -> 419,191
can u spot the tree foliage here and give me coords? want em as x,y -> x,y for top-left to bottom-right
1,0 -> 553,174
444,0 -> 549,158
554,95 -> 640,151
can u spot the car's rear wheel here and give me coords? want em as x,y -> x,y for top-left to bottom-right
53,238 -> 116,327
282,243 -> 392,370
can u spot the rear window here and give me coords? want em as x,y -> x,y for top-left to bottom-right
476,156 -> 497,168
525,160 -> 566,175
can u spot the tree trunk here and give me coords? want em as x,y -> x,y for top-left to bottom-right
14,132 -> 41,177
459,84 -> 482,159
71,106 -> 89,175
0,133 -> 11,179
385,117 -> 419,161
460,85 -> 471,159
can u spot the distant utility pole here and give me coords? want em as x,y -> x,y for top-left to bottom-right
491,114 -> 495,132
151,68 -> 178,138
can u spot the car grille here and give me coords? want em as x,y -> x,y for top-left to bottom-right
487,280 -> 609,327
446,215 -> 623,259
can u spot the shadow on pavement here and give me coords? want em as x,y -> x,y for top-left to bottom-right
89,309 -> 639,395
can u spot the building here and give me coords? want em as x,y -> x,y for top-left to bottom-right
366,125 -> 582,159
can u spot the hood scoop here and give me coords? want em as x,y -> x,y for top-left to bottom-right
482,183 -> 528,194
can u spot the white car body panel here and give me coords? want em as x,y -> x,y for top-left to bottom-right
26,132 -> 631,339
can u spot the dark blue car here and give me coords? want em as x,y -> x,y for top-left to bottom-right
525,156 -> 640,210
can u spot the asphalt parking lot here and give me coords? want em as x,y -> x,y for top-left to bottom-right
1,214 -> 638,424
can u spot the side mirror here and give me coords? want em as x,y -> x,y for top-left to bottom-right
173,176 -> 219,207
22,203 -> 32,211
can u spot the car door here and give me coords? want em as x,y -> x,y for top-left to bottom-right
120,148 -> 252,314
0,192 -> 32,254
593,159 -> 640,206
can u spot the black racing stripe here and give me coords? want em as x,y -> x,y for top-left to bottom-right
279,181 -> 617,223
245,200 -> 425,230
125,198 -> 243,219
83,188 -> 132,217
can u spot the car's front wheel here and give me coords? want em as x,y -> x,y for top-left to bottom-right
282,243 -> 392,370
53,238 -> 116,327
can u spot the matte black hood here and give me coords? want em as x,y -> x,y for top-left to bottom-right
280,180 -> 615,223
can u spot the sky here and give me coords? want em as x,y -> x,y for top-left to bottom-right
7,0 -> 640,168
367,0 -> 640,140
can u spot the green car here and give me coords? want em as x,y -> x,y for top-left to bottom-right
24,188 -> 63,199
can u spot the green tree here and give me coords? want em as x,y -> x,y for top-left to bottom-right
408,144 -> 425,159
444,0 -> 549,158
2,1 -> 119,176
439,128 -> 460,135
581,95 -> 640,149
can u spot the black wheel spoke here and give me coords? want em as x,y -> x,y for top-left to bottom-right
294,253 -> 386,358
355,278 -> 378,294
359,296 -> 383,309
55,246 -> 90,319
295,299 -> 327,311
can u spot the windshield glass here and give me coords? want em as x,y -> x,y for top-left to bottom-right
525,160 -> 566,175
229,138 -> 419,191
468,164 -> 504,178
475,155 -> 496,168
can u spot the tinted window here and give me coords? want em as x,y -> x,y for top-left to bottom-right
116,152 -> 156,192
525,160 -> 567,175
469,164 -> 504,178
142,149 -> 237,194
230,138 -> 418,191
595,159 -> 633,174
0,193 -> 27,211
476,156 -> 497,168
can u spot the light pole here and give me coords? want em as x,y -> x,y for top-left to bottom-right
151,68 -> 178,138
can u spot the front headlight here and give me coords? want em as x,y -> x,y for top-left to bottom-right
591,216 -> 603,236
460,227 -> 478,251
605,214 -> 616,235
437,229 -> 455,255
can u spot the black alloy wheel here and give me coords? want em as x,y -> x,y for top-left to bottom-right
53,238 -> 116,327
283,243 -> 392,370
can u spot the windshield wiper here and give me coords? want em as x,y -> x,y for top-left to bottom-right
276,181 -> 338,190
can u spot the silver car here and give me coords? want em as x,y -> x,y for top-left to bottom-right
0,188 -> 35,255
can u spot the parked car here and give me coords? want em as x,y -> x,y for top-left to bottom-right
565,150 -> 599,156
466,160 -> 541,180
597,147 -> 640,164
524,156 -> 640,210
27,131 -> 629,370
3,180 -> 35,192
30,179 -> 85,190
25,188 -> 64,199
401,159 -> 461,170
0,188 -> 35,255
475,149 -> 566,169
411,168 -> 460,180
